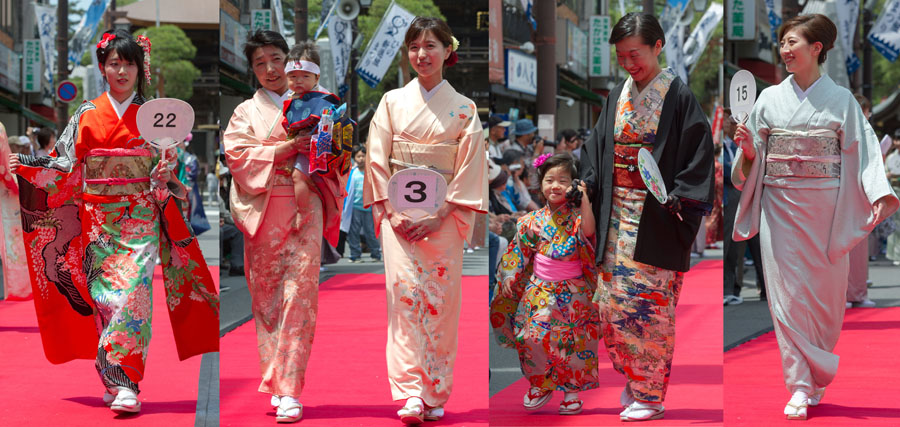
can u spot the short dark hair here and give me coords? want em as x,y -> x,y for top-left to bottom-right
352,145 -> 366,156
538,152 -> 579,183
96,29 -> 147,100
558,129 -> 577,143
36,127 -> 53,148
609,13 -> 665,48
287,40 -> 320,66
854,94 -> 871,112
243,30 -> 289,69
779,14 -> 836,65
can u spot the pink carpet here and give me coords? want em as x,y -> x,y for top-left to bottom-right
724,306 -> 900,425
220,274 -> 489,426
490,260 -> 724,426
0,266 -> 219,426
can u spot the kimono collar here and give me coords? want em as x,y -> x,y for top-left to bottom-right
790,74 -> 825,102
264,87 -> 291,106
106,91 -> 136,120
417,78 -> 447,102
632,67 -> 676,105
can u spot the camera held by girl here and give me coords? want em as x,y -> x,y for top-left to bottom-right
490,152 -> 601,416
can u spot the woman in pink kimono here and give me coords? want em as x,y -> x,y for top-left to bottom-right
0,125 -> 30,300
363,17 -> 487,425
223,30 -> 321,423
732,14 -> 898,420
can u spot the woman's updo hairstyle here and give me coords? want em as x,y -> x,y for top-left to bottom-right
404,17 -> 458,67
96,28 -> 147,100
609,13 -> 665,48
779,14 -> 837,65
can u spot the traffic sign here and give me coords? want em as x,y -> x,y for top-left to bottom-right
57,80 -> 78,103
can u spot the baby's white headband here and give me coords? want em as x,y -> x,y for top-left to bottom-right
285,60 -> 320,76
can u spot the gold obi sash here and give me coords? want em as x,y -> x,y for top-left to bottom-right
273,160 -> 294,186
83,148 -> 152,195
765,129 -> 840,178
389,140 -> 458,183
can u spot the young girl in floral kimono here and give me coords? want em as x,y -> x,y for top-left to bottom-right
9,29 -> 219,415
491,152 -> 600,416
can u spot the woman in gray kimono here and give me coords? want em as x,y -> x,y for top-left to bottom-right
732,14 -> 898,420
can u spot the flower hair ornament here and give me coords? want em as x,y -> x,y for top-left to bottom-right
96,33 -> 116,50
136,34 -> 152,86
533,152 -> 552,168
445,36 -> 460,67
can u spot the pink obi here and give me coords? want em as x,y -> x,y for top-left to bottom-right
533,253 -> 583,282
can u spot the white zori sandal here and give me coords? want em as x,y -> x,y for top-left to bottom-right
276,396 -> 303,423
622,401 -> 665,422
110,387 -> 141,413
784,391 -> 808,420
271,395 -> 281,409
398,397 -> 425,425
808,388 -> 825,407
424,404 -> 444,421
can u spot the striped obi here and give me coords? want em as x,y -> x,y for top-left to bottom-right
83,148 -> 152,195
765,129 -> 841,178
389,140 -> 457,183
533,253 -> 583,282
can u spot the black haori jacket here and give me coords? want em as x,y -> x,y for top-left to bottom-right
582,76 -> 715,272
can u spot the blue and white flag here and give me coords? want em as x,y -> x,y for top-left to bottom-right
835,0 -> 861,75
328,14 -> 352,98
273,0 -> 287,38
356,2 -> 415,88
868,0 -> 900,62
34,3 -> 56,86
665,21 -> 689,83
69,0 -> 108,66
763,0 -> 783,43
523,0 -> 537,30
683,3 -> 723,73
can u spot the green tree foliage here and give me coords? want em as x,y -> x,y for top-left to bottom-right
307,0 -> 443,111
133,25 -> 201,100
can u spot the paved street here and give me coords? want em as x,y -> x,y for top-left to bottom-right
724,253 -> 900,350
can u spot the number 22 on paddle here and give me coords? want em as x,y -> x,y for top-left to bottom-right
136,98 -> 195,158
388,168 -> 448,219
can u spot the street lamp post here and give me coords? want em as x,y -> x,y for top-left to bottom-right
56,0 -> 69,131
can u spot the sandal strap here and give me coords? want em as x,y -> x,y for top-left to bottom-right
560,399 -> 583,407
786,401 -> 807,410
527,388 -> 550,400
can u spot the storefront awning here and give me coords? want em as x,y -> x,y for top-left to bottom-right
0,96 -> 56,129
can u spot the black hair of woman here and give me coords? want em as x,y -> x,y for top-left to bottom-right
243,30 -> 289,67
537,152 -> 580,182
352,145 -> 366,156
96,28 -> 148,100
609,13 -> 666,47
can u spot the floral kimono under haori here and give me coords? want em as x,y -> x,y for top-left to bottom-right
490,204 -> 600,393
15,92 -> 219,393
364,78 -> 487,408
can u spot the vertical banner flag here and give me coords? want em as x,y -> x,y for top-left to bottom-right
357,2 -> 415,88
34,3 -> 57,86
328,13 -> 352,97
68,0 -> 108,66
868,0 -> 900,62
589,16 -> 611,77
489,0 -> 505,83
763,0 -> 783,42
87,44 -> 107,101
665,22 -> 689,83
727,0 -> 755,40
23,40 -> 41,93
520,0 -> 537,30
835,0 -> 861,75
683,3 -> 724,72
273,0 -> 287,41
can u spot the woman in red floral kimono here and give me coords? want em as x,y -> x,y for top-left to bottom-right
9,29 -> 218,414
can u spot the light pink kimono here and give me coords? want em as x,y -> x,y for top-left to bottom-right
224,89 -> 321,398
0,125 -> 30,300
364,79 -> 487,407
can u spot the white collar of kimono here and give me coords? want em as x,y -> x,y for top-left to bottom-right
418,79 -> 446,102
284,60 -> 320,75
790,74 -> 824,102
632,68 -> 672,105
106,91 -> 135,120
264,88 -> 291,107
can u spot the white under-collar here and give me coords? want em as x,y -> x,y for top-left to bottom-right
106,91 -> 136,119
418,79 -> 446,102
633,68 -> 671,105
264,88 -> 292,106
791,74 -> 824,102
